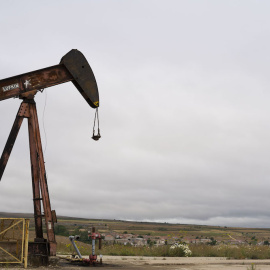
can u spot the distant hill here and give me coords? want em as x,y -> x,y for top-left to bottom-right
0,212 -> 90,220
0,212 -> 34,218
1,212 -> 270,244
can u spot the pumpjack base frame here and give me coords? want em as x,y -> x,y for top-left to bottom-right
0,98 -> 57,256
0,49 -> 100,261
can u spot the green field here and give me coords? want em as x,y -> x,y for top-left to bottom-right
2,212 -> 270,259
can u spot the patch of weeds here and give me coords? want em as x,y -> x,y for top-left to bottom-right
247,263 -> 259,270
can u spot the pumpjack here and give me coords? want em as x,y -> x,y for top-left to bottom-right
0,50 -> 99,259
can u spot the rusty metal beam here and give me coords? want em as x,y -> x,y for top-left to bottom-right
27,101 -> 43,240
0,64 -> 73,101
0,103 -> 28,180
0,49 -> 99,108
29,101 -> 56,256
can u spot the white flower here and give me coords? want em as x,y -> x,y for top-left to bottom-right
169,243 -> 192,257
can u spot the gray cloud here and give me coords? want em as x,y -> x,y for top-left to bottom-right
1,0 -> 270,228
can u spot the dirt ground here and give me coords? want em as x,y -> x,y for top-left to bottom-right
94,256 -> 270,270
4,256 -> 270,270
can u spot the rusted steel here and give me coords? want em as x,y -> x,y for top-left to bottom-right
0,99 -> 56,254
29,100 -> 56,256
51,210 -> 57,224
27,101 -> 43,240
0,49 -> 99,108
18,103 -> 30,117
0,49 -> 100,260
0,103 -> 26,180
0,65 -> 72,101
28,242 -> 49,266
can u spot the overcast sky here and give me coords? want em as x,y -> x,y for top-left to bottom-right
1,0 -> 270,228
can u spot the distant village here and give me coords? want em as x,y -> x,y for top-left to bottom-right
71,222 -> 268,247
99,231 -> 257,246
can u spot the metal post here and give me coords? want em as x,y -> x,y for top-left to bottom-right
27,101 -> 43,239
24,219 -> 30,269
29,101 -> 56,256
92,227 -> 95,256
0,103 -> 26,180
92,239 -> 95,256
99,237 -> 102,249
69,236 -> 82,259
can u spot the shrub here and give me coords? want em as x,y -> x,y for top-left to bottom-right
158,228 -> 167,231
54,225 -> 69,236
169,243 -> 192,257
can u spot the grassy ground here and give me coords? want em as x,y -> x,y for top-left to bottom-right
5,213 -> 270,245
102,245 -> 270,259
190,245 -> 270,259
53,218 -> 270,244
56,242 -> 270,259
3,213 -> 270,260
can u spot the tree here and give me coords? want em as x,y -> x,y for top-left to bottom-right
54,225 -> 69,236
208,237 -> 217,246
